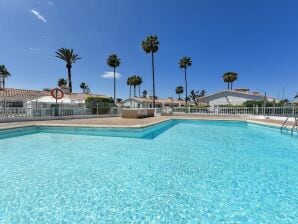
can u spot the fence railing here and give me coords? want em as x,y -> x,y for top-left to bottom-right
0,107 -> 120,120
171,106 -> 298,117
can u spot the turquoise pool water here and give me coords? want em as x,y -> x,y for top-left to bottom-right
0,120 -> 297,223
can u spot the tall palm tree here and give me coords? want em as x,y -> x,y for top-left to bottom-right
175,86 -> 184,100
130,75 -> 139,97
223,72 -> 238,90
0,65 -> 11,89
179,56 -> 192,106
55,48 -> 81,94
142,35 -> 159,107
222,73 -> 230,90
127,76 -> 133,97
57,78 -> 67,88
136,76 -> 143,97
107,54 -> 121,102
229,72 -> 238,90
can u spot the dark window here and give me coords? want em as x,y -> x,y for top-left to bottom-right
0,101 -> 24,107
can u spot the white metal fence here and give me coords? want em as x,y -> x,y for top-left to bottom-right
171,106 -> 298,117
0,107 -> 120,120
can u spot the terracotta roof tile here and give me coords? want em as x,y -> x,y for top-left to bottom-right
0,88 -> 109,100
0,88 -> 50,99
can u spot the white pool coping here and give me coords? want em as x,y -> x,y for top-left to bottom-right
0,117 -> 285,132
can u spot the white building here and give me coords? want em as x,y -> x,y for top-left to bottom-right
0,88 -> 108,108
198,89 -> 276,107
122,97 -> 193,108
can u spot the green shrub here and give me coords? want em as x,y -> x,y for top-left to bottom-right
85,96 -> 115,114
242,100 -> 285,107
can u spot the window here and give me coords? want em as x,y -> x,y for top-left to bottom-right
0,101 -> 24,108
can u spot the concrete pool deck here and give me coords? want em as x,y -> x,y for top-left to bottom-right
0,116 -> 293,130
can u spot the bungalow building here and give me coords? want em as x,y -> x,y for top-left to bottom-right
197,89 -> 276,107
0,88 -> 109,109
121,97 -> 193,108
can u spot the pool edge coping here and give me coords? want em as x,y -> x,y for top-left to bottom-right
0,117 -> 283,132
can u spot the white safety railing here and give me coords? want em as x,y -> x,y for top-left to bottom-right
171,106 -> 298,117
0,106 -> 121,120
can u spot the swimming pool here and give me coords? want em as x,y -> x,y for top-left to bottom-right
0,120 -> 297,223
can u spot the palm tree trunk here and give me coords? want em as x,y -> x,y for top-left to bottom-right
178,93 -> 181,100
184,68 -> 188,106
2,79 -> 5,89
139,85 -> 141,97
151,52 -> 156,108
129,85 -> 132,97
134,86 -> 136,97
228,82 -> 230,90
67,64 -> 72,94
113,67 -> 116,103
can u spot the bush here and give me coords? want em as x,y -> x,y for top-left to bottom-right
242,100 -> 285,107
85,96 -> 115,114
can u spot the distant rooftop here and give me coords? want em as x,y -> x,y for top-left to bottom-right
123,97 -> 194,105
0,88 -> 108,100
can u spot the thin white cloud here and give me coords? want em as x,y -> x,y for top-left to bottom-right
102,71 -> 121,79
31,9 -> 47,23
48,1 -> 54,6
29,47 -> 40,52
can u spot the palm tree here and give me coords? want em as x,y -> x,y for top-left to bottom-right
80,82 -> 87,93
136,76 -> 143,97
131,75 -> 139,97
142,90 -> 148,98
57,78 -> 67,88
0,65 -> 11,89
142,35 -> 159,107
229,72 -> 238,90
175,86 -> 184,100
179,56 -> 192,106
127,77 -> 133,97
55,48 -> 81,94
223,72 -> 238,90
222,73 -> 230,90
107,54 -> 121,102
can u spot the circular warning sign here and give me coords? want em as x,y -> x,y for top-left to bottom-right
50,88 -> 64,100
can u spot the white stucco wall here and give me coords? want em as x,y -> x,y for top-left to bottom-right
122,100 -> 144,108
199,91 -> 274,107
208,95 -> 255,107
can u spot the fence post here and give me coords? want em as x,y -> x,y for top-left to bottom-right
188,106 -> 190,114
4,98 -> 6,118
96,102 -> 99,116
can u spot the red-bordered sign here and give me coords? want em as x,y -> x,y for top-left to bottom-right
51,88 -> 64,100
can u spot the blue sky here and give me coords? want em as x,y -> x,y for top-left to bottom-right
0,0 -> 297,100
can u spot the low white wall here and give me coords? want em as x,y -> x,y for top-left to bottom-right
0,114 -> 120,123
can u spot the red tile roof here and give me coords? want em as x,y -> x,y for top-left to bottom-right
0,88 -> 50,99
0,88 -> 108,100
